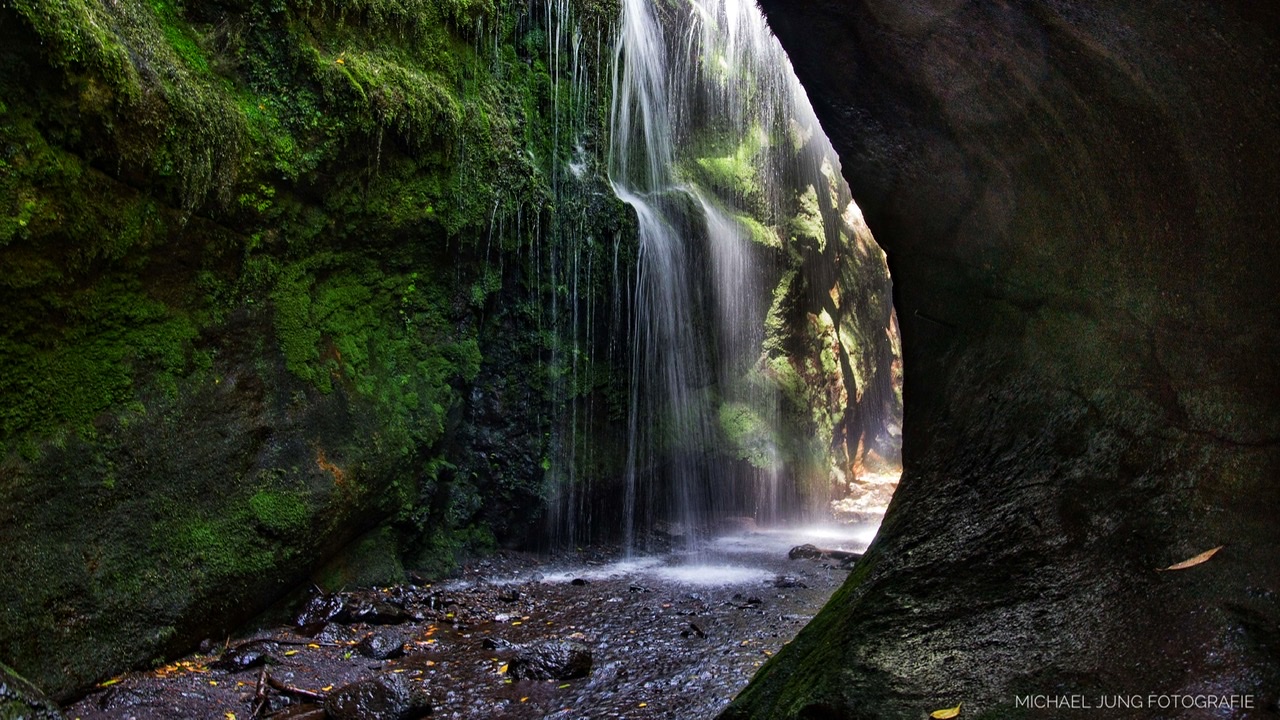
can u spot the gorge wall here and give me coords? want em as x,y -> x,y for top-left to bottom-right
727,1 -> 1280,718
0,0 -> 631,697
0,0 -> 897,700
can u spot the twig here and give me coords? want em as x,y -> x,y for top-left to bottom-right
251,668 -> 268,719
265,673 -> 328,702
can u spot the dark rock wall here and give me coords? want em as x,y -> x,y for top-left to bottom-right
728,1 -> 1280,717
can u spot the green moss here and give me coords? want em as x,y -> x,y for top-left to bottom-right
718,402 -> 778,469
249,491 -> 310,535
169,516 -> 275,579
11,0 -> 244,208
312,526 -> 405,589
0,0 -> 632,698
790,185 -> 825,251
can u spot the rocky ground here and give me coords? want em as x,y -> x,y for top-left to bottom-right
65,526 -> 875,720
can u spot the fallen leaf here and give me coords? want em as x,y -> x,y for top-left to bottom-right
520,697 -> 529,703
638,702 -> 648,708
558,683 -> 571,689
307,643 -> 320,649
321,685 -> 333,692
209,680 -> 218,686
499,663 -> 509,674
284,650 -> 299,657
1159,545 -> 1224,571
225,713 -> 237,720
98,678 -> 122,688
930,702 -> 962,719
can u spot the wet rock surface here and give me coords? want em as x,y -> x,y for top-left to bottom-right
324,673 -> 430,720
0,660 -> 64,719
504,640 -> 592,681
732,2 -> 1280,718
67,534 -> 862,719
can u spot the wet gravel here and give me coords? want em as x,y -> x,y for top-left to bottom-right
68,526 -> 875,720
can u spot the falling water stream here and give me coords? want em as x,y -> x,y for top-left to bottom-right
609,0 -> 895,555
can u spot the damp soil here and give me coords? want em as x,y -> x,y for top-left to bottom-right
67,526 -> 874,720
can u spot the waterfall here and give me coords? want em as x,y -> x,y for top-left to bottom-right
609,0 -> 899,553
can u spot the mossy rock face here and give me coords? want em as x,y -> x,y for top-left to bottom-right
0,661 -> 63,720
0,0 -> 631,700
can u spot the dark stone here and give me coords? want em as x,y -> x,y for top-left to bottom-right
772,576 -> 806,589
0,661 -> 63,719
787,544 -> 822,560
324,673 -> 431,720
507,641 -> 593,681
209,639 -> 276,672
726,2 -> 1280,718
295,590 -> 347,633
355,628 -> 410,660
350,600 -> 411,625
569,578 -> 590,586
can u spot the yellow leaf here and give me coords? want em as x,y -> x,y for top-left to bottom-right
425,660 -> 436,667
499,663 -> 509,674
520,697 -> 529,703
225,713 -> 237,720
322,685 -> 333,692
638,702 -> 648,708
98,678 -> 121,688
511,621 -> 523,626
1159,545 -> 1224,571
558,683 -> 571,689
209,680 -> 218,686
307,643 -> 320,649
930,702 -> 962,719
284,650 -> 298,657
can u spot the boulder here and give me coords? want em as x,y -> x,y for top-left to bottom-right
507,641 -> 593,681
324,673 -> 431,720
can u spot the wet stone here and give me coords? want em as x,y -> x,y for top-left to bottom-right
773,575 -> 807,589
210,639 -> 276,672
788,544 -> 823,560
324,673 -> 431,720
356,628 -> 410,660
507,640 -> 593,681
295,591 -> 346,631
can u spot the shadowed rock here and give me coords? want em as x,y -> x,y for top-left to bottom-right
324,673 -> 431,720
725,1 -> 1280,718
507,641 -> 594,681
